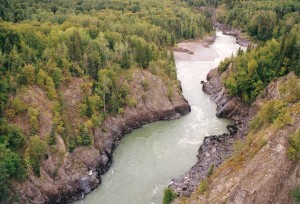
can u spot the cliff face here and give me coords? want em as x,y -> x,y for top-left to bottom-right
13,69 -> 190,203
169,67 -> 249,197
174,67 -> 300,204
198,72 -> 300,204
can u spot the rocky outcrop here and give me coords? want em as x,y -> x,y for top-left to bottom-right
14,70 -> 190,203
172,68 -> 300,203
93,70 -> 191,176
202,68 -> 249,123
193,74 -> 300,204
170,132 -> 237,196
202,131 -> 299,204
169,67 -> 249,196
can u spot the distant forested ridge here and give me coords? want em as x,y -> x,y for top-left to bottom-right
0,0 -> 213,202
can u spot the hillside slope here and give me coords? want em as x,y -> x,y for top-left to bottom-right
169,1 -> 300,203
0,0 -> 213,202
12,69 -> 190,203
175,68 -> 300,204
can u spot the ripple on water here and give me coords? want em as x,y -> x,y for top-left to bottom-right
75,31 -> 244,204
178,137 -> 201,146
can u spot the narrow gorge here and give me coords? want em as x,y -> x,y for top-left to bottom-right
1,0 -> 299,203
76,31 -> 244,204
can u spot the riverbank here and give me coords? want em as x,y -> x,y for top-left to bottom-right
214,22 -> 252,47
74,30 -> 241,204
174,73 -> 300,204
169,67 -> 250,196
168,23 -> 252,196
19,31 -> 235,204
14,69 -> 190,203
168,23 -> 292,201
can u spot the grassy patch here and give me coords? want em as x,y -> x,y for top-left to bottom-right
162,188 -> 176,204
196,179 -> 208,195
249,100 -> 291,133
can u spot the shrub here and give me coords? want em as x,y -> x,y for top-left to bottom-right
225,76 -> 238,96
288,129 -> 300,160
167,85 -> 173,100
25,136 -> 47,176
218,58 -> 231,72
0,144 -> 27,202
127,97 -> 137,108
206,164 -> 214,178
11,97 -> 26,115
2,125 -> 25,150
118,107 -> 124,114
119,84 -> 130,99
28,107 -> 39,134
80,127 -> 92,146
259,137 -> 268,148
108,92 -> 120,114
47,125 -> 57,145
79,103 -> 87,116
141,80 -> 149,91
197,180 -> 208,195
279,74 -> 300,103
19,65 -> 35,85
249,100 -> 287,132
290,185 -> 300,202
162,188 -> 176,204
233,139 -> 245,155
67,137 -> 76,152
91,114 -> 104,128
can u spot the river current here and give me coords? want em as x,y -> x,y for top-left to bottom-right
76,31 -> 242,204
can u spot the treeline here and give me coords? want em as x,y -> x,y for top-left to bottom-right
0,0 -> 213,40
216,0 -> 300,40
222,31 -> 299,103
214,0 -> 300,103
0,0 -> 213,202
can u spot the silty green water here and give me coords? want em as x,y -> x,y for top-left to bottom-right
76,31 -> 243,204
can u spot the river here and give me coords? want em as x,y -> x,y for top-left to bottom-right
76,31 -> 243,204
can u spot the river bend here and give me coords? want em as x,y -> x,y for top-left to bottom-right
76,31 -> 242,204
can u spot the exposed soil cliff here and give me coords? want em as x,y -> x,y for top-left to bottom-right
13,69 -> 190,203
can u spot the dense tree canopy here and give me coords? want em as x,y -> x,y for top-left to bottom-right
1,0 -> 298,201
0,0 -> 213,201
213,0 -> 300,103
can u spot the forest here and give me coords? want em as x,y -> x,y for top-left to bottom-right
1,0 -> 300,202
215,0 -> 300,103
0,0 -> 213,202
172,0 -> 300,203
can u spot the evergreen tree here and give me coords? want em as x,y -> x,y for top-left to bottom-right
68,30 -> 83,62
80,126 -> 91,146
85,97 -> 93,118
47,124 -> 56,145
120,52 -> 130,69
